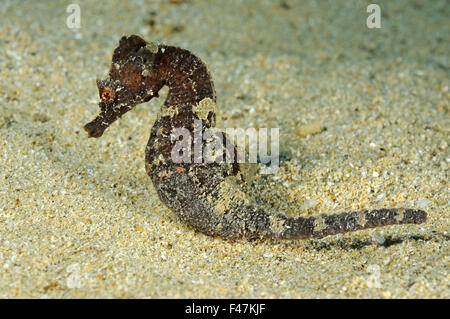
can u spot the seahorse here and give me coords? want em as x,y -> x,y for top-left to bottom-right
83,35 -> 427,240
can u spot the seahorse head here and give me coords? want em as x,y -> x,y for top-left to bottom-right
84,35 -> 163,138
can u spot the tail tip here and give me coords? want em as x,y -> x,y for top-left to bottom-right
405,208 -> 427,224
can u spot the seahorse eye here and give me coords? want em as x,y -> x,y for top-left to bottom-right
101,88 -> 113,101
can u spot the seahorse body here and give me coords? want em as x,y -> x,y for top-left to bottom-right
84,35 -> 427,240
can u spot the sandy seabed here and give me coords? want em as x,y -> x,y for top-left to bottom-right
0,0 -> 448,298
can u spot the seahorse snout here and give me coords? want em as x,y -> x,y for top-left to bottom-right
83,117 -> 107,138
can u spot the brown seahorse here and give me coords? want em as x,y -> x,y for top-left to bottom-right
83,35 -> 427,240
